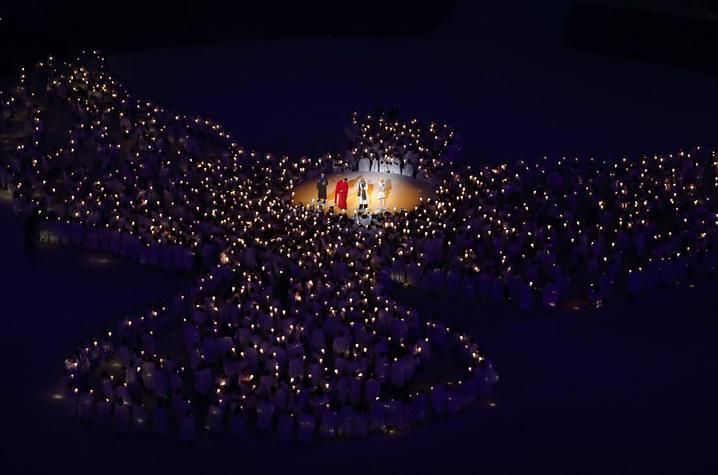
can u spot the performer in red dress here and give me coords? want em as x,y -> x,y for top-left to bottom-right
334,177 -> 349,210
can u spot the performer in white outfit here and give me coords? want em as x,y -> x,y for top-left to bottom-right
376,178 -> 386,211
391,158 -> 401,175
358,157 -> 370,172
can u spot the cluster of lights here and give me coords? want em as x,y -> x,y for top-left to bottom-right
5,48 -> 716,441
346,111 -> 455,180
1,52 -> 496,442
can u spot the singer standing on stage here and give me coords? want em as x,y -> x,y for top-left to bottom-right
357,177 -> 369,212
316,173 -> 328,204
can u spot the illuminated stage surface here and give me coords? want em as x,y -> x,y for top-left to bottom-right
292,171 -> 434,214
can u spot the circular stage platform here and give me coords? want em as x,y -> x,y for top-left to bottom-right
292,171 -> 434,214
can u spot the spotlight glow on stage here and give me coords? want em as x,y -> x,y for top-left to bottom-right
292,171 -> 434,214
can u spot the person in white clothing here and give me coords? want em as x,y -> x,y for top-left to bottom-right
376,178 -> 387,211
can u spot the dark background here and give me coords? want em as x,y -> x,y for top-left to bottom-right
0,0 -> 457,75
2,1 -> 718,474
3,1 -> 718,74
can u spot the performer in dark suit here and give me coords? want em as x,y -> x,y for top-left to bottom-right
317,173 -> 328,204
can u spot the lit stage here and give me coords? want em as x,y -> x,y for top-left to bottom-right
292,171 -> 434,214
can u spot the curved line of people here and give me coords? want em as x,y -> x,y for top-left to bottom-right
0,52 -> 497,442
3,49 -> 718,441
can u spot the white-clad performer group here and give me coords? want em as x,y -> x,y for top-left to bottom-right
357,156 -> 414,177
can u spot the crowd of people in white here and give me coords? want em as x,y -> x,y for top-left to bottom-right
340,110 -> 456,181
2,49 -> 718,442
0,53 -> 497,442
